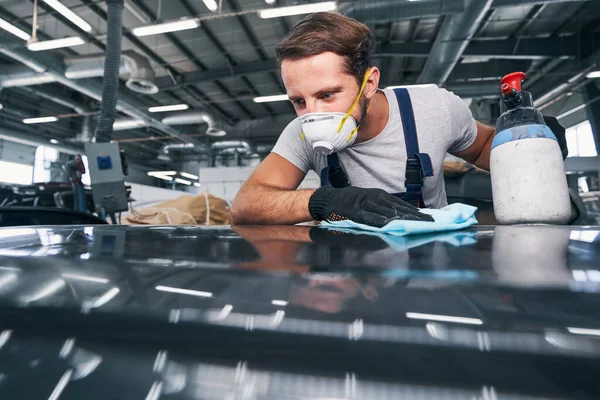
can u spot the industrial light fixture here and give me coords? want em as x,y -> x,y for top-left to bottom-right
148,104 -> 189,113
271,299 -> 288,306
202,0 -> 218,12
0,103 -> 3,110
27,36 -> 85,51
193,182 -> 201,188
132,18 -> 200,37
50,139 -> 60,144
258,1 -> 336,18
586,71 -> 600,79
113,119 -> 146,130
175,178 -> 192,186
265,0 -> 276,4
253,94 -> 289,103
42,0 -> 93,32
147,170 -> 177,178
151,175 -> 173,182
0,17 -> 31,40
23,116 -> 59,124
180,172 -> 198,180
567,327 -> 600,337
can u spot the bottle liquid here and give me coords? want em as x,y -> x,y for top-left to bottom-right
490,72 -> 571,225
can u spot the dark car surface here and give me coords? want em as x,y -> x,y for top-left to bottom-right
0,223 -> 599,399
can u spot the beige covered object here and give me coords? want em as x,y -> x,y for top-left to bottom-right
125,193 -> 231,225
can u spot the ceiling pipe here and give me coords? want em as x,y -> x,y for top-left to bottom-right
16,86 -> 91,115
211,140 -> 253,154
341,0 -> 465,22
417,0 -> 494,86
161,111 -> 226,137
0,31 -> 192,144
0,125 -> 81,155
0,51 -> 158,95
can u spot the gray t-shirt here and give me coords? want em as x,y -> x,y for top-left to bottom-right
272,86 -> 477,208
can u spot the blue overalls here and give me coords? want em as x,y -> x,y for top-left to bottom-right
320,88 -> 434,208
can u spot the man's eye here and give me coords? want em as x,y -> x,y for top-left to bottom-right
292,99 -> 305,107
322,93 -> 333,100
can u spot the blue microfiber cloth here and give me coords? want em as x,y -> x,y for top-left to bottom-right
320,203 -> 478,236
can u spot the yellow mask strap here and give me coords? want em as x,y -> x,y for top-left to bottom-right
337,69 -> 373,133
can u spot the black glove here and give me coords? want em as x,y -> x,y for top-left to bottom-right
308,186 -> 434,228
543,115 -> 568,160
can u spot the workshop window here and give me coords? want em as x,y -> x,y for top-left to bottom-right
33,146 -> 59,183
566,120 -> 597,158
0,160 -> 34,185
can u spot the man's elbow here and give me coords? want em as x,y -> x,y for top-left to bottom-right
230,193 -> 248,225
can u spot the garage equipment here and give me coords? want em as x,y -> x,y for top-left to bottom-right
490,72 -> 570,224
85,142 -> 128,222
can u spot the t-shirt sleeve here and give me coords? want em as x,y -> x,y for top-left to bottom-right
440,88 -> 478,154
271,118 -> 314,173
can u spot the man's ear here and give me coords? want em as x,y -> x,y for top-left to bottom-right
364,67 -> 380,99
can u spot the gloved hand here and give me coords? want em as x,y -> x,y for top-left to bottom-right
308,186 -> 434,228
543,115 -> 568,160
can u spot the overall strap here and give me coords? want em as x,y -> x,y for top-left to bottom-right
320,153 -> 349,187
393,88 -> 434,207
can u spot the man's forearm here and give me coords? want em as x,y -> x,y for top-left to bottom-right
231,183 -> 315,225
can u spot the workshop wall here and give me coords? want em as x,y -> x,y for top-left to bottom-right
0,139 -> 36,166
197,166 -> 319,203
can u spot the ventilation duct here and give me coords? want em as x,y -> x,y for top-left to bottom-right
0,30 -> 191,144
211,140 -> 253,154
65,50 -> 158,94
0,51 -> 158,95
162,111 -> 226,137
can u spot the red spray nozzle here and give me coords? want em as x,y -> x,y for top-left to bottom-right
501,72 -> 527,95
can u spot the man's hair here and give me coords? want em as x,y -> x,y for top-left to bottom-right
275,12 -> 374,86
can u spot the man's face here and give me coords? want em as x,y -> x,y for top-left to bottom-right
281,52 -> 367,120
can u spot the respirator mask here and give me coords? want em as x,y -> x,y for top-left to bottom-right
300,70 -> 372,154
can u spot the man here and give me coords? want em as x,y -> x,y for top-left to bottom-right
231,12 -> 565,227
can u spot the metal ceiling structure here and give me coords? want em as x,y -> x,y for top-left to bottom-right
0,0 -> 598,167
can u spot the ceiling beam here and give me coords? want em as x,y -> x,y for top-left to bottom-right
156,33 -> 594,91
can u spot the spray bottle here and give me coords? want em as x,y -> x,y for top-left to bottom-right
490,72 -> 571,225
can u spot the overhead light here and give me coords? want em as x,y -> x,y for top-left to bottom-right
385,84 -> 436,89
0,17 -> 32,40
258,1 -> 337,18
180,172 -> 198,180
586,71 -> 600,79
42,0 -> 93,32
567,327 -> 600,337
132,18 -> 200,37
406,312 -> 483,325
265,0 -> 276,4
148,170 -> 177,177
27,36 -> 85,51
271,299 -> 288,306
23,116 -> 58,124
253,94 -> 289,103
62,273 -> 109,284
148,104 -> 189,113
203,0 -> 218,12
193,182 -> 201,188
154,175 -> 173,182
113,119 -> 146,130
156,285 -> 213,298
50,139 -> 60,144
0,103 -> 3,110
175,178 -> 191,186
